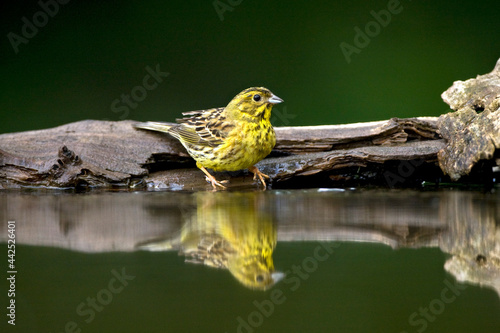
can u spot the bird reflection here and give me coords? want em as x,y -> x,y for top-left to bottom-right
137,192 -> 284,290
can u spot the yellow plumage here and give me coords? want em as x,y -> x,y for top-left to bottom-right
134,87 -> 283,189
137,192 -> 284,290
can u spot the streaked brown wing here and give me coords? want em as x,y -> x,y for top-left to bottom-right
178,107 -> 224,119
183,235 -> 234,269
171,107 -> 235,148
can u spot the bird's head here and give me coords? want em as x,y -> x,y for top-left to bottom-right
228,254 -> 285,290
225,87 -> 283,123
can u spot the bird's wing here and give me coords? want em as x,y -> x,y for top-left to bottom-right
183,235 -> 234,269
171,107 -> 236,148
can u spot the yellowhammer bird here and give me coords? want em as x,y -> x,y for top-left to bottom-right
134,87 -> 283,189
137,192 -> 284,290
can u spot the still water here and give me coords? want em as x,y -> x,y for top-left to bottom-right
1,188 -> 499,333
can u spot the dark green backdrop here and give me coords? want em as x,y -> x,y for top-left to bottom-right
2,0 -> 500,133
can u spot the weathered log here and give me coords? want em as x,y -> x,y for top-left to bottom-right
273,117 -> 439,153
0,117 -> 443,190
438,58 -> 500,180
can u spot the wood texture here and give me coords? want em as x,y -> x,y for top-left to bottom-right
0,117 -> 443,190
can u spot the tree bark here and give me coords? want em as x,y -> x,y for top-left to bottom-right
0,117 -> 444,190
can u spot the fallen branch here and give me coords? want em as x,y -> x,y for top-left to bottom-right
0,117 -> 443,190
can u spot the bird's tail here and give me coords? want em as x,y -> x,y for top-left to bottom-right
136,237 -> 179,251
133,121 -> 173,133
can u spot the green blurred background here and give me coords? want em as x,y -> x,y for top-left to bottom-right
2,0 -> 500,135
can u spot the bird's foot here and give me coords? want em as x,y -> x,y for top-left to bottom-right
204,175 -> 228,190
248,166 -> 270,189
198,165 -> 227,190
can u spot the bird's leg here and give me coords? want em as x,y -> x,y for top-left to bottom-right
248,166 -> 270,189
198,165 -> 227,190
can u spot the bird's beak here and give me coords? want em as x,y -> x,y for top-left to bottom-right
268,94 -> 284,104
271,271 -> 286,284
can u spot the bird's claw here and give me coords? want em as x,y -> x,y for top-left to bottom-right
248,166 -> 270,189
205,176 -> 227,190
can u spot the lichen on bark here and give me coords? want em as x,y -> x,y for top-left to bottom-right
438,58 -> 500,180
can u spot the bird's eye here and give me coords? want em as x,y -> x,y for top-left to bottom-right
256,274 -> 264,282
253,94 -> 261,102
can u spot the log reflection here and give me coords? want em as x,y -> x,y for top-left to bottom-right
0,189 -> 498,295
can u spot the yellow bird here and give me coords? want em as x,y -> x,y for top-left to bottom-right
134,87 -> 283,189
137,192 -> 284,290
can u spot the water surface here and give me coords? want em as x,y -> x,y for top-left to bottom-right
1,189 -> 499,333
